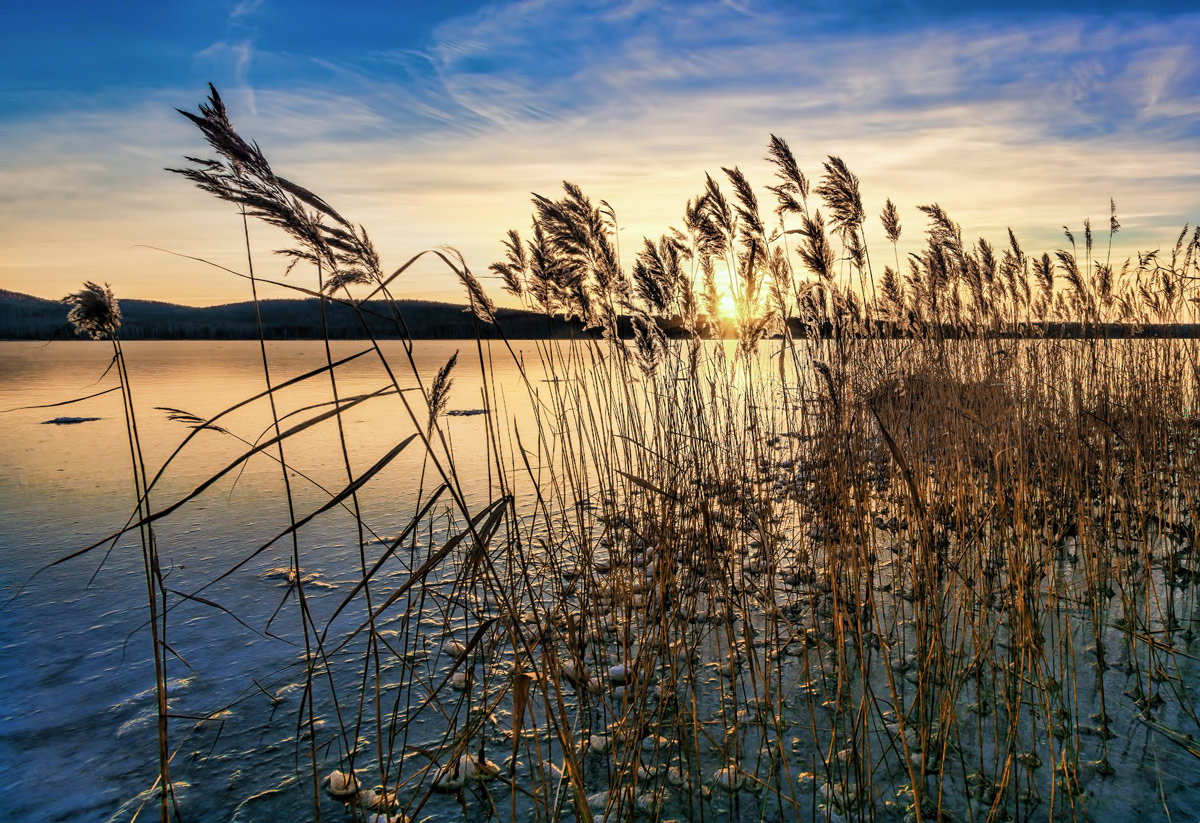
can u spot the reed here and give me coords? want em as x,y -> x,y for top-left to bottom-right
63,283 -> 177,822
54,87 -> 1200,822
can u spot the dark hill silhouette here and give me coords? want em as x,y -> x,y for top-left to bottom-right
0,291 -> 615,340
3,290 -> 1197,340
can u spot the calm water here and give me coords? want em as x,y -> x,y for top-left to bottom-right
4,339 -> 1200,822
0,340 -> 539,822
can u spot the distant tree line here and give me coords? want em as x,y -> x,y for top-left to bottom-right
0,292 -> 617,340
3,290 -> 1197,341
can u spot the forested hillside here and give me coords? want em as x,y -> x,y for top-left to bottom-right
0,290 -> 607,340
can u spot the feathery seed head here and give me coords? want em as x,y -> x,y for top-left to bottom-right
881,199 -> 902,244
64,282 -> 121,339
766,134 -> 809,202
446,251 -> 496,325
815,156 -> 864,237
428,351 -> 458,430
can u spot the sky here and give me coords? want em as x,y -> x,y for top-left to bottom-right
2,0 -> 1199,308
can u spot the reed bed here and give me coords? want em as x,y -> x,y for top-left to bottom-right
58,87 -> 1200,822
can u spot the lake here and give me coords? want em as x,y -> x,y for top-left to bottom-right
0,339 -> 543,822
3,338 -> 1199,822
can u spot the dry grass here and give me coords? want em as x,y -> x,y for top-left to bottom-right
61,88 -> 1200,822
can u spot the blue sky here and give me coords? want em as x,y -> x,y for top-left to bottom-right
2,0 -> 1198,306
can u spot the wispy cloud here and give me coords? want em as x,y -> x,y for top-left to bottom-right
2,0 -> 1198,306
229,0 -> 263,22
350,2 -> 1200,251
197,39 -> 255,81
412,3 -> 1200,142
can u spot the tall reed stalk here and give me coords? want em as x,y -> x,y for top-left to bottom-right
51,88 -> 1200,822
64,283 -> 176,823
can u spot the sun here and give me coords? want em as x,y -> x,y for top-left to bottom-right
717,290 -> 738,321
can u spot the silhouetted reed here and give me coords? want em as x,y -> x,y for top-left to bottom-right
54,87 -> 1200,822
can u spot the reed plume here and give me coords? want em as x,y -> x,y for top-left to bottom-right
63,281 -> 121,339
427,351 -> 458,431
46,104 -> 1200,823
815,155 -> 864,238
